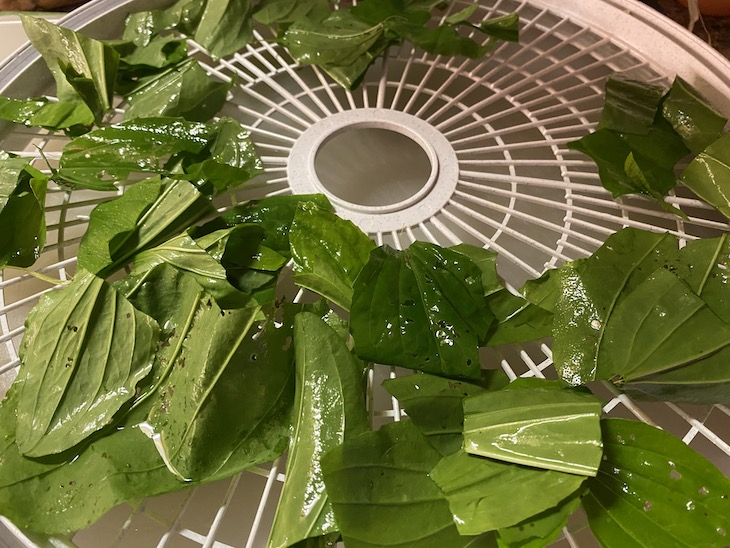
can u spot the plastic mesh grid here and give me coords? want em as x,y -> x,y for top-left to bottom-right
1,0 -> 729,546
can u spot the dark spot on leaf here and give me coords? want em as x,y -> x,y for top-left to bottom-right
251,353 -> 257,361
126,313 -> 131,319
466,359 -> 472,366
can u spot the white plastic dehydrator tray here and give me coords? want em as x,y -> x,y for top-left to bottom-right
1,0 -> 730,546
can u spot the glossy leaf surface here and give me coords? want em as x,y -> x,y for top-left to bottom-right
268,312 -> 368,548
144,297 -> 293,481
383,372 -> 505,455
289,202 -> 375,311
584,419 -> 730,547
597,74 -> 665,135
430,449 -> 586,535
21,16 -> 118,122
662,76 -> 728,154
15,270 -> 159,457
0,96 -> 93,131
322,420 -> 491,547
463,385 -> 603,476
0,155 -> 47,268
78,177 -> 213,276
680,132 -> 730,221
351,242 -> 494,379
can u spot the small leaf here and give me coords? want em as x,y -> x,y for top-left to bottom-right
15,270 -> 159,457
0,96 -> 93,132
680,132 -> 730,221
289,202 -> 375,311
584,419 -> 730,547
463,384 -> 603,476
430,449 -> 586,535
597,74 -> 665,135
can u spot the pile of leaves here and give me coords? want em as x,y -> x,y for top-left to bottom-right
0,3 -> 729,548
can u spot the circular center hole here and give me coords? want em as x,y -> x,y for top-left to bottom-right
314,127 -> 434,208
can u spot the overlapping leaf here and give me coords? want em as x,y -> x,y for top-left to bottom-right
584,419 -> 730,547
350,242 -> 494,380
0,96 -> 93,132
268,312 -> 368,548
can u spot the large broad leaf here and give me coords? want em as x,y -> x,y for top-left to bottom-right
268,312 -> 368,548
15,270 -> 159,457
0,154 -> 48,268
584,419 -> 730,547
78,177 -> 214,277
115,35 -> 188,76
289,202 -> 375,311
448,244 -> 502,297
123,0 -> 204,46
484,289 -> 553,346
597,74 -> 665,135
124,58 -> 232,121
596,266 -> 730,382
462,384 -> 603,476
551,228 -> 677,385
321,420 -> 493,547
680,132 -> 730,221
143,296 -> 293,481
661,76 -> 728,154
253,0 -> 324,24
383,371 -> 507,456
21,16 -> 118,123
119,231 -> 252,309
430,449 -> 586,535
206,194 -> 333,258
350,242 -> 494,380
58,117 -> 262,193
0,96 -> 93,132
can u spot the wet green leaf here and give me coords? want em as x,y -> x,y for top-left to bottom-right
15,270 -> 159,457
680,132 -> 730,221
268,312 -> 368,548
125,58 -> 232,121
289,202 -> 375,311
0,155 -> 47,268
143,296 -> 293,481
462,384 -> 603,476
78,177 -> 214,277
350,242 -> 494,379
0,96 -> 93,132
662,76 -> 728,154
322,420 -> 493,547
430,449 -> 586,535
383,372 -> 505,455
597,74 -> 665,135
584,419 -> 730,547
21,16 -> 118,123
484,289 -> 553,346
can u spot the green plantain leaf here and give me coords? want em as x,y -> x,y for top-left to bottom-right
661,76 -> 728,154
383,372 -> 507,455
124,58 -> 232,121
268,312 -> 368,548
597,74 -> 665,135
0,96 -> 93,132
120,231 -> 252,309
680,132 -> 730,221
462,384 -> 603,476
77,177 -> 214,277
289,202 -> 375,311
15,270 -> 159,457
551,228 -> 677,385
0,154 -> 48,268
21,16 -> 118,123
321,420 -> 494,547
350,242 -> 494,380
429,449 -> 586,535
58,117 -> 262,193
193,0 -> 255,58
143,296 -> 293,481
584,419 -> 730,547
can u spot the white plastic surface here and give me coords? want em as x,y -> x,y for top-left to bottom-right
1,0 -> 730,546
